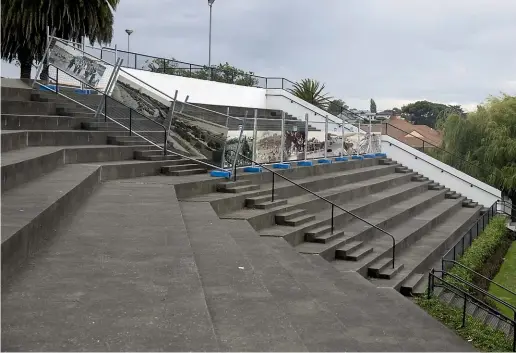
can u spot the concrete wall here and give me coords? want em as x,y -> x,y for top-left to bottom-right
381,135 -> 502,207
120,68 -> 267,108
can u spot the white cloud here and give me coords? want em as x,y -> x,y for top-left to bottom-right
3,0 -> 515,112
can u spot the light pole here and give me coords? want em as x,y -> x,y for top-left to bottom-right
208,0 -> 215,67
125,29 -> 133,67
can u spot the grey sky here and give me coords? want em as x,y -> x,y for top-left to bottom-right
2,0 -> 515,111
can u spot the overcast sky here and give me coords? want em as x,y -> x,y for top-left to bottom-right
2,0 -> 515,111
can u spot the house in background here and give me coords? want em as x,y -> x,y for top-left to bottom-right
367,115 -> 443,149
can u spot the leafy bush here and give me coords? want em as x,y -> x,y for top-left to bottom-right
450,216 -> 508,284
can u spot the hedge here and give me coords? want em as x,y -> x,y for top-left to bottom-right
447,215 -> 512,310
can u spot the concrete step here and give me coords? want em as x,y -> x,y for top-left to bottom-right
306,225 -> 345,244
137,154 -> 180,161
1,131 -> 27,152
254,199 -> 288,210
275,209 -> 308,223
162,163 -> 203,172
280,214 -> 316,227
246,194 -> 276,207
334,240 -> 364,259
378,263 -> 405,279
216,179 -> 253,192
222,184 -> 260,193
334,197 -> 467,277
371,206 -> 481,292
166,168 -> 207,176
1,164 -> 101,284
1,100 -> 58,115
82,121 -> 127,131
445,191 -> 461,199
1,114 -> 93,130
342,245 -> 374,261
19,130 -> 128,147
400,273 -> 427,296
297,187 -> 446,260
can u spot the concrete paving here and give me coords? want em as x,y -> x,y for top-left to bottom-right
2,176 -> 475,351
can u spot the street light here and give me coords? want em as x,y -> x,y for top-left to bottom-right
208,0 -> 215,67
125,29 -> 133,67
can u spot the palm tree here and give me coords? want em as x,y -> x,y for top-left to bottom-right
1,0 -> 119,79
288,78 -> 333,109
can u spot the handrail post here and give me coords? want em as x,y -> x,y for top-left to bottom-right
271,173 -> 275,202
392,241 -> 395,269
462,294 -> 467,328
129,108 -> 132,136
331,204 -> 334,234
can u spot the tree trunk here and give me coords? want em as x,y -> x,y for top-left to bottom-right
18,49 -> 33,80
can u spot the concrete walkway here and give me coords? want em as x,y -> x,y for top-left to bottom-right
2,176 -> 475,351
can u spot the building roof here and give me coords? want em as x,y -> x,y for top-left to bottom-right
367,116 -> 442,148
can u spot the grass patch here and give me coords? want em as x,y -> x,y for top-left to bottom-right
490,241 -> 516,317
415,295 -> 513,351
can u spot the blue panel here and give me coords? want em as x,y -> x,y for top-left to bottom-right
39,85 -> 57,92
335,157 -> 349,162
272,163 -> 290,169
74,88 -> 93,94
363,154 -> 376,159
375,152 -> 387,158
351,155 -> 364,160
210,170 -> 231,178
297,160 -> 313,167
243,166 -> 262,173
317,159 -> 332,164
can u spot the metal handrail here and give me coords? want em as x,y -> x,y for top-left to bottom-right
428,270 -> 516,351
235,154 -> 396,268
443,260 -> 516,298
434,270 -> 516,313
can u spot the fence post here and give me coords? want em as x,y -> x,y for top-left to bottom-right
163,59 -> 167,73
462,295 -> 467,328
271,173 -> 275,202
129,108 -> 132,136
280,111 -> 285,163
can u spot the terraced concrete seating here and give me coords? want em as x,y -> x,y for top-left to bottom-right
179,156 -> 484,298
0,84 -> 214,283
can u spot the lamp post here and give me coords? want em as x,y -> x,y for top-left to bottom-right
125,29 -> 133,67
208,0 -> 215,68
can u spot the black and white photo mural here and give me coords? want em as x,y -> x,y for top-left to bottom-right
47,39 -> 113,90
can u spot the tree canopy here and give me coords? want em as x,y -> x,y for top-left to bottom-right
1,0 -> 119,79
327,99 -> 348,116
147,58 -> 258,87
437,94 -> 516,218
370,99 -> 377,113
401,100 -> 464,128
288,78 -> 332,109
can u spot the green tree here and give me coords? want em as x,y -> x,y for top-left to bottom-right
146,58 -> 258,87
288,78 -> 333,109
370,99 -> 377,113
327,99 -> 348,116
401,100 -> 464,128
1,0 -> 119,79
438,94 -> 516,219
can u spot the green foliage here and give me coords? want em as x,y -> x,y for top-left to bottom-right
1,0 -> 119,78
401,100 -> 464,128
415,296 -> 513,351
146,58 -> 258,87
288,78 -> 333,109
449,216 -> 508,284
370,98 -> 377,113
327,99 -> 348,116
437,95 -> 516,209
490,241 -> 516,317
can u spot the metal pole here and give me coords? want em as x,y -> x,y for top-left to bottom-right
127,35 -> 130,66
208,3 -> 213,67
357,117 -> 361,155
331,205 -> 334,234
129,108 -> 132,136
462,295 -> 467,328
104,94 -> 107,122
55,68 -> 59,94
324,115 -> 328,158
232,111 -> 246,181
221,107 -> 230,168
94,58 -> 122,120
271,173 -> 275,202
252,108 -> 258,165
304,113 -> 309,160
280,111 -> 285,163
